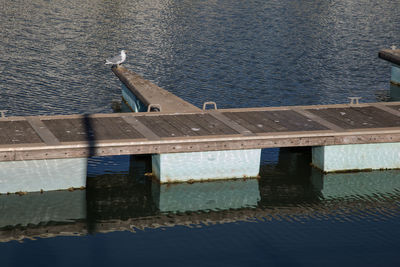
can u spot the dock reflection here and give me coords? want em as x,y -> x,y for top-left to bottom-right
1,149 -> 400,242
152,179 -> 260,213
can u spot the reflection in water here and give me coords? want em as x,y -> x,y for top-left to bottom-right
152,179 -> 260,213
1,149 -> 400,243
1,0 -> 399,117
389,84 -> 400,101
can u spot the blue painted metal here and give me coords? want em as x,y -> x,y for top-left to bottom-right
392,65 -> 400,85
152,149 -> 261,183
152,179 -> 260,212
0,158 -> 87,193
312,143 -> 400,172
121,84 -> 147,112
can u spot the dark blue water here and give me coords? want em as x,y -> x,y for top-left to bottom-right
1,0 -> 400,265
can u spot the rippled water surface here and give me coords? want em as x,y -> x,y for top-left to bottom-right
1,0 -> 400,266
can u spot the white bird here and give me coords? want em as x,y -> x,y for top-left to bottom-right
105,50 -> 126,66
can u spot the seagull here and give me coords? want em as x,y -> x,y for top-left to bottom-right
105,50 -> 126,66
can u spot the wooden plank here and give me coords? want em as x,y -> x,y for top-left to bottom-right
121,115 -> 160,141
372,103 -> 400,117
222,112 -> 278,133
26,117 -> 61,145
112,66 -> 200,113
6,101 -> 400,161
0,122 -> 12,144
43,118 -> 85,142
190,114 -> 237,135
379,49 -> 400,66
344,107 -> 392,128
262,110 -> 328,131
136,115 -> 176,137
245,111 -> 288,131
160,115 -> 202,136
60,118 -> 92,142
208,111 -> 254,136
351,106 -> 400,127
101,117 -> 144,139
306,108 -> 379,129
171,114 -> 211,136
136,115 -> 187,137
293,108 -> 344,131
159,116 -> 195,137
254,111 -> 294,131
0,121 -> 43,145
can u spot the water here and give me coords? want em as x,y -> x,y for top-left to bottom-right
1,0 -> 400,265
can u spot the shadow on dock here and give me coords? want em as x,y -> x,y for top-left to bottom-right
83,114 -> 97,158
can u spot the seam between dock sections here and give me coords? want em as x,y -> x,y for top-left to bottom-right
25,117 -> 61,146
292,108 -> 345,132
371,103 -> 400,117
121,115 -> 160,140
208,111 -> 255,136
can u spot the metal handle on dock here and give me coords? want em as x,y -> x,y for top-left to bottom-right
147,104 -> 162,112
348,97 -> 361,106
0,110 -> 7,118
203,102 -> 218,111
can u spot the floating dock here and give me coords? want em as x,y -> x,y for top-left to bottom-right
2,102 -> 400,161
1,48 -> 400,192
379,48 -> 400,86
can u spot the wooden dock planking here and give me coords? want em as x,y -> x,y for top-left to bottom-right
208,111 -> 254,136
162,115 -> 203,136
0,121 -> 43,145
309,106 -> 400,129
2,101 -> 400,161
307,107 -> 376,129
292,108 -> 344,132
121,115 -> 160,141
159,113 -> 238,136
42,117 -> 144,142
352,106 -> 400,128
43,118 -> 87,142
112,66 -> 200,113
221,111 -> 277,133
91,117 -> 144,140
136,115 -> 185,138
379,49 -> 400,66
262,110 -> 328,131
386,105 -> 400,114
176,114 -> 226,136
26,117 -> 60,146
236,111 -> 288,132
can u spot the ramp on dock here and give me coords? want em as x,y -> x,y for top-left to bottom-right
2,102 -> 400,161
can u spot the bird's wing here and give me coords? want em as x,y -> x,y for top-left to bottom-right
106,54 -> 123,64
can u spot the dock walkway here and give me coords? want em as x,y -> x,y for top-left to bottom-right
379,48 -> 400,66
2,101 -> 400,162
